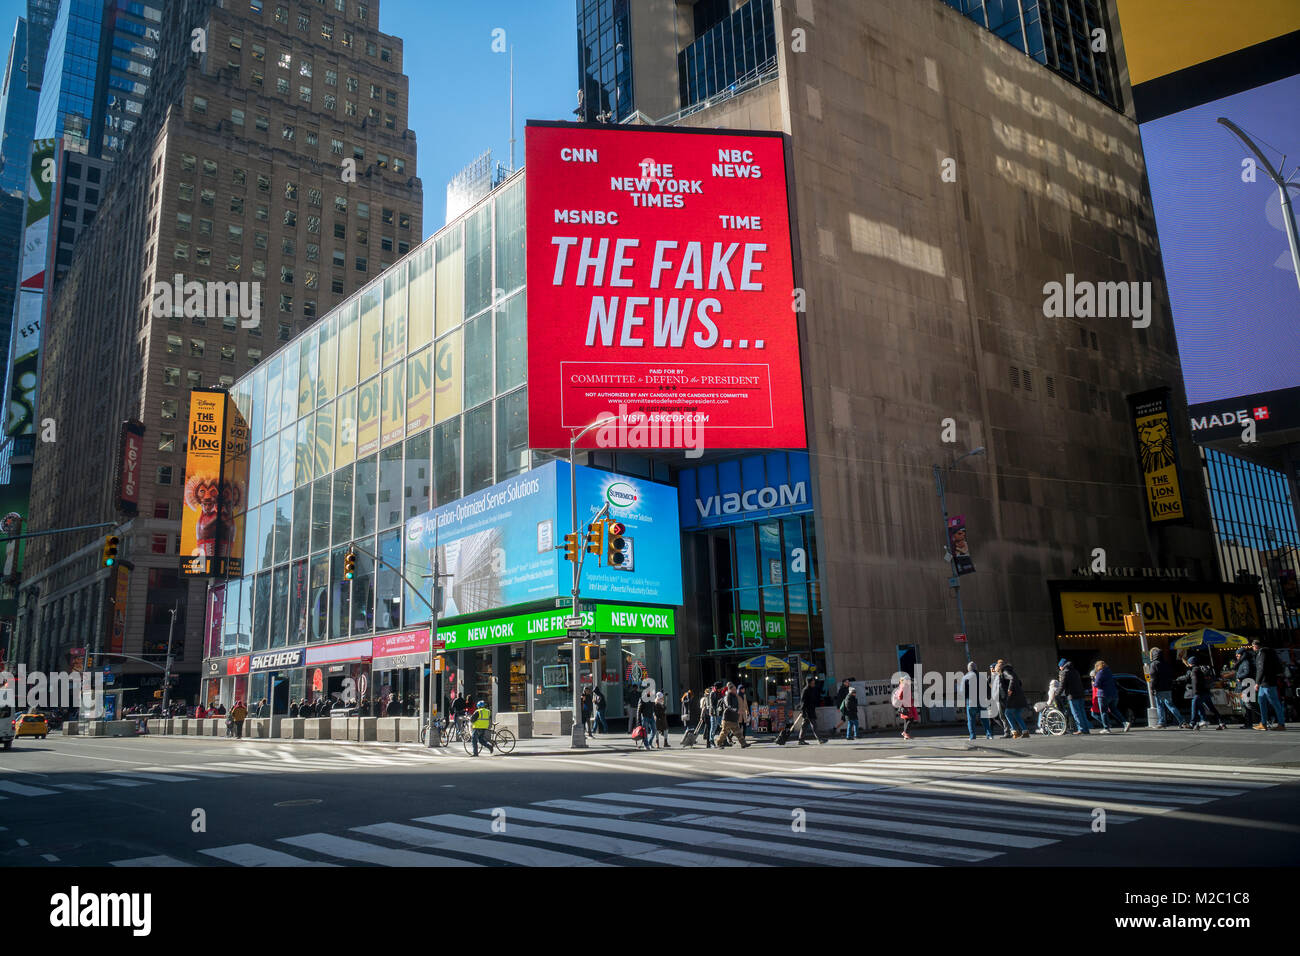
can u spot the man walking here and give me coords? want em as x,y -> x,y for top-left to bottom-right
1234,648 -> 1258,729
1149,648 -> 1188,729
1058,658 -> 1090,735
1187,656 -> 1226,731
794,676 -> 826,745
840,686 -> 861,740
1092,660 -> 1130,733
592,686 -> 607,735
963,662 -> 991,739
832,678 -> 851,738
714,682 -> 751,748
1253,639 -> 1288,731
229,699 -> 248,739
470,699 -> 494,755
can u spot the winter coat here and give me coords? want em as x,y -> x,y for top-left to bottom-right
840,694 -> 859,719
637,698 -> 656,723
1256,647 -> 1283,686
1189,664 -> 1216,696
654,701 -> 669,730
1235,653 -> 1254,682
230,704 -> 248,722
1003,667 -> 1028,709
1093,665 -> 1118,698
1059,663 -> 1086,699
738,694 -> 750,723
1149,652 -> 1175,692
799,684 -> 820,718
722,690 -> 740,721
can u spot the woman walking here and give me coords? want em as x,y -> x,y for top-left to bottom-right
653,692 -> 671,748
737,683 -> 751,746
989,663 -> 1009,738
580,686 -> 593,735
895,675 -> 918,740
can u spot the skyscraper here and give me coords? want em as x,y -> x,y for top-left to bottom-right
17,0 -> 422,694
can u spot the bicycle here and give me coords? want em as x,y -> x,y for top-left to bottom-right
463,722 -> 516,756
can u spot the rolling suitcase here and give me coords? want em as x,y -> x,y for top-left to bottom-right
775,721 -> 792,745
681,728 -> 698,747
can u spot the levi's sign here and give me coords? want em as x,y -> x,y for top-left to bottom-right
525,122 -> 806,450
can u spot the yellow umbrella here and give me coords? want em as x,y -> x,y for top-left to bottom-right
1172,628 -> 1248,650
739,655 -> 788,671
784,657 -> 816,672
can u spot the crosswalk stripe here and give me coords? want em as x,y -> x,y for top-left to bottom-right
477,806 -> 933,867
278,832 -> 482,867
970,776 -> 1242,799
550,756 -> 730,779
201,844 -> 341,867
101,778 -> 151,787
740,805 -> 1058,849
534,799 -> 653,816
582,791 -> 760,813
947,780 -> 1212,805
353,822 -> 612,867
0,780 -> 57,796
958,766 -> 1272,789
50,783 -> 103,791
414,813 -> 770,866
108,771 -> 199,783
635,848 -> 769,866
1041,758 -> 1300,778
111,855 -> 192,867
667,811 -> 999,861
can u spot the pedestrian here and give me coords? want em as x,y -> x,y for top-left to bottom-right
636,692 -> 657,750
1057,658 -> 1090,735
592,686 -> 607,735
1091,659 -> 1130,733
894,675 -> 918,740
680,688 -> 694,738
840,685 -> 861,740
714,681 -> 750,748
1034,677 -> 1061,735
653,692 -> 671,748
986,663 -> 1005,736
691,688 -> 713,747
832,678 -> 851,737
1149,648 -> 1188,729
470,699 -> 494,755
1233,648 -> 1258,729
1187,656 -> 1226,731
1252,638 -> 1288,731
736,683 -> 752,745
229,699 -> 248,738
792,675 -> 825,745
1000,662 -> 1029,738
962,662 -> 993,739
707,681 -> 724,746
581,686 -> 593,735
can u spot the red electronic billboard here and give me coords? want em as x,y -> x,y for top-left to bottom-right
525,122 -> 806,450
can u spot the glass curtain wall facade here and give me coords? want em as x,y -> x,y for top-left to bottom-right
216,172 -> 528,660
576,0 -> 632,122
939,0 -> 1119,108
677,0 -> 777,112
1200,447 -> 1300,635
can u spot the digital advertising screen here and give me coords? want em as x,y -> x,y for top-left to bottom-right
524,121 -> 806,450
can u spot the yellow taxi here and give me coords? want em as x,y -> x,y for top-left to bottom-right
14,714 -> 50,739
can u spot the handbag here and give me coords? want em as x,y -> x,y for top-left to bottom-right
631,725 -> 646,740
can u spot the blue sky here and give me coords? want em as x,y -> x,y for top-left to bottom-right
1140,74 -> 1300,405
0,0 -> 576,231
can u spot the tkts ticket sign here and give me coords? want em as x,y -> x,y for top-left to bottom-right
525,122 -> 806,450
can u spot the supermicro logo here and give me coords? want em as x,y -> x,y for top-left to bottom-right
606,481 -> 638,508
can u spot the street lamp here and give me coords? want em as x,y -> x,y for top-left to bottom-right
1218,117 -> 1300,294
933,446 -> 986,665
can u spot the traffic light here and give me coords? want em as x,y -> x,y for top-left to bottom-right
582,643 -> 599,663
606,521 -> 631,570
343,548 -> 357,580
1122,613 -> 1139,634
562,531 -> 582,563
102,534 -> 120,567
585,519 -> 606,562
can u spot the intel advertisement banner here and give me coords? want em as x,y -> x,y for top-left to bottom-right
404,460 -> 682,621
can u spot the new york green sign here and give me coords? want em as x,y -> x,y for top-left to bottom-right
438,604 -> 675,651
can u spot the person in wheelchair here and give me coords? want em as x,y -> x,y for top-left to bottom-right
1035,678 -> 1063,734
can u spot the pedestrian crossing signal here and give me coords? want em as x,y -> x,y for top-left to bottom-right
606,522 -> 631,569
102,534 -> 120,567
1123,613 -> 1139,634
344,549 -> 357,580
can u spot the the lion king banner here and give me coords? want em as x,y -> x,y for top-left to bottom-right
181,389 -> 248,577
1128,387 -> 1186,524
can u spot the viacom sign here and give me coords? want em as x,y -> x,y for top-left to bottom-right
678,451 -> 813,529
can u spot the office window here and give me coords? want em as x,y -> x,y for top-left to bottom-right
357,202 -> 369,220
221,345 -> 236,363
307,216 -> 321,234
161,399 -> 178,420
187,370 -> 203,388
323,93 -> 336,110
176,212 -> 192,232
200,218 -> 213,236
306,243 -> 320,262
163,366 -> 180,386
231,108 -> 245,126
191,339 -> 205,358
227,254 -> 242,271
178,183 -> 194,201
249,348 -> 263,364
166,334 -> 182,355
181,153 -> 196,171
193,96 -> 207,113
174,242 -> 189,260
255,114 -> 269,131
285,182 -> 298,201
284,210 -> 297,227
158,432 -> 176,452
299,85 -> 312,103
308,188 -> 322,207
356,256 -> 367,272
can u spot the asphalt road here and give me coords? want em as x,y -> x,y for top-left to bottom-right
3,727 -> 1298,867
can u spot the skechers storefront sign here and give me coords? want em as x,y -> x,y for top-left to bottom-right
440,604 -> 676,652
250,648 -> 305,671
678,451 -> 813,529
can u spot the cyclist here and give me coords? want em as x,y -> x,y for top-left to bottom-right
470,699 -> 494,756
